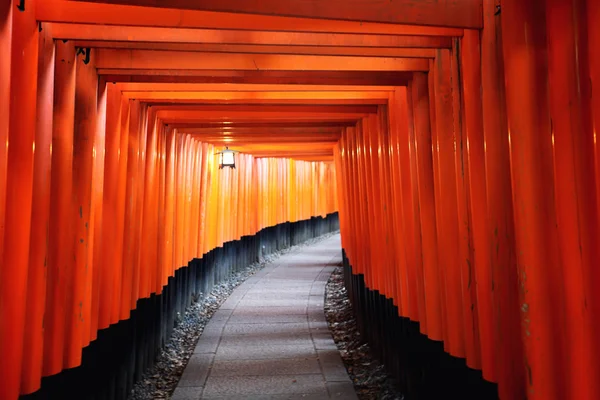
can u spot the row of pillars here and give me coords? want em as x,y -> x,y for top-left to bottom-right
336,1 -> 600,399
0,3 -> 338,400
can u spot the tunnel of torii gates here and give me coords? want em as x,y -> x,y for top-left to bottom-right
1,0 -> 600,399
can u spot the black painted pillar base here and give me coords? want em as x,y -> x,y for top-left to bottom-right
21,213 -> 339,400
342,249 -> 499,400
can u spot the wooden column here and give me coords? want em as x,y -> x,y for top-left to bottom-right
480,1 -> 525,398
411,73 -> 442,340
545,0 -> 600,398
460,29 -> 491,376
21,23 -> 55,395
64,46 -> 99,368
501,0 -> 565,398
97,84 -> 124,330
0,1 -> 39,398
0,0 -> 12,286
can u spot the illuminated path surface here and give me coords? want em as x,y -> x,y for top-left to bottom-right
172,234 -> 357,400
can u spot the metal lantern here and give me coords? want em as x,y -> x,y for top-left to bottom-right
216,147 -> 237,169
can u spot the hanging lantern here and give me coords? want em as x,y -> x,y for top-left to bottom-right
216,147 -> 237,169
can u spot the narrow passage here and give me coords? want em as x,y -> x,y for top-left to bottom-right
172,234 -> 357,400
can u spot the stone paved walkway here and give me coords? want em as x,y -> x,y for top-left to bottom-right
172,234 -> 358,400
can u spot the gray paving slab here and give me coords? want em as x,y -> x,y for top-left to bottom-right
243,289 -> 312,295
202,374 -> 328,397
214,344 -> 317,361
326,382 -> 359,399
219,297 -> 242,310
210,358 -> 322,377
308,296 -> 325,309
308,320 -> 329,330
209,309 -> 234,323
193,332 -> 221,354
316,350 -> 352,383
307,309 -> 327,322
179,354 -> 214,387
222,322 -> 310,336
237,298 -> 309,307
175,235 -> 357,399
227,313 -> 308,325
309,285 -> 327,296
172,386 -> 203,400
220,329 -> 312,342
252,282 -> 315,288
311,332 -> 339,351
218,334 -> 314,347
201,395 -> 330,400
232,305 -> 308,314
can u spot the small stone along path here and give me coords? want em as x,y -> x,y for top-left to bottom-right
172,234 -> 358,400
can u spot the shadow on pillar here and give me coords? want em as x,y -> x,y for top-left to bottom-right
342,249 -> 499,400
20,213 -> 339,400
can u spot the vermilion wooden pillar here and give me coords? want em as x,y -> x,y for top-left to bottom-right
189,139 -> 201,254
410,73 -> 442,341
364,115 -> 382,292
0,1 -> 39,398
342,128 -> 359,272
460,29 -> 492,378
98,84 -> 123,330
111,98 -> 130,324
182,135 -> 192,258
376,109 -> 396,299
358,119 -> 375,289
404,85 -> 427,325
343,129 -> 356,272
131,104 -> 148,305
432,49 -> 464,357
156,123 -> 166,292
502,0 -> 565,399
205,142 -> 217,251
387,92 -> 411,316
451,38 -> 481,370
174,132 -> 184,263
163,128 -> 175,277
65,46 -> 99,368
90,78 -> 107,341
352,124 -> 366,277
481,1 -> 525,398
343,130 -> 355,268
44,39 -> 75,378
120,99 -> 141,320
198,142 -> 209,256
590,0 -> 600,219
20,23 -> 55,395
140,111 -> 159,299
584,2 -> 600,397
426,60 -> 448,345
545,0 -> 600,398
333,144 -> 346,243
0,0 -> 11,284
344,128 -> 358,272
154,122 -> 164,292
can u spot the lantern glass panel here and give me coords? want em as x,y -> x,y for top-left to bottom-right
221,151 -> 235,167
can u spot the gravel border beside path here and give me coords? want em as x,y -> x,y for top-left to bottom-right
128,231 -> 340,400
325,266 -> 405,400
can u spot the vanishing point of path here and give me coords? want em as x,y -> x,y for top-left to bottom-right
171,234 -> 358,400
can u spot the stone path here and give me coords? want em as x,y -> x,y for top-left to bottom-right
172,234 -> 358,400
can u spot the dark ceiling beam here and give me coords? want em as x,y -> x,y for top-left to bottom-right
101,70 -> 412,86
